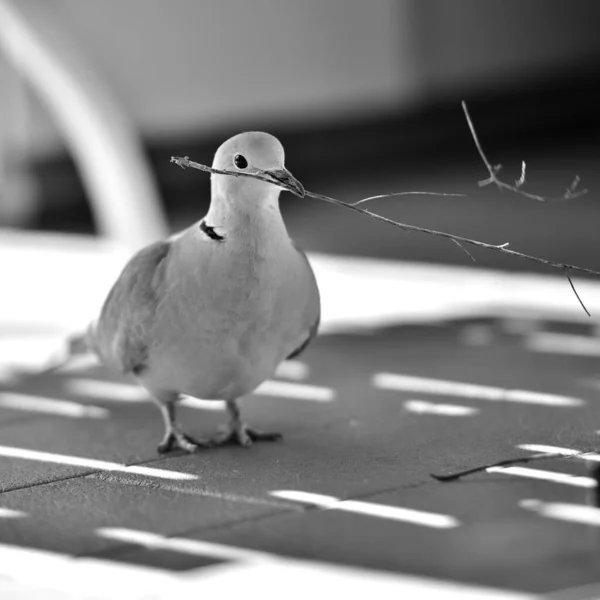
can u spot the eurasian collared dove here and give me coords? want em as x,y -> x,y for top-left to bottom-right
89,132 -> 320,453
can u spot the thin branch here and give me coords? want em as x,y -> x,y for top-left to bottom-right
171,157 -> 465,205
462,101 -> 588,202
303,190 -> 600,280
452,239 -> 476,262
515,161 -> 526,188
171,156 -> 600,314
431,450 -> 598,482
352,191 -> 465,206
462,100 -> 498,189
171,156 -> 278,186
566,269 -> 591,316
570,175 -> 581,193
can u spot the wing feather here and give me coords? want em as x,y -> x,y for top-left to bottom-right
286,245 -> 320,359
92,240 -> 170,374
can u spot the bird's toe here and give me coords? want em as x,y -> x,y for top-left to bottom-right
157,430 -> 212,454
246,428 -> 282,443
181,433 -> 213,452
157,432 -> 176,454
210,428 -> 246,447
210,425 -> 282,447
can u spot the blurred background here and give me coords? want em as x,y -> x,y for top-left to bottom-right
1,0 -> 599,273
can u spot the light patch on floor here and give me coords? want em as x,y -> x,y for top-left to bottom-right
275,360 -> 310,380
97,527 -> 276,562
65,378 -> 335,404
270,490 -> 460,528
0,392 -> 109,418
254,380 -> 335,402
518,444 -> 600,462
404,399 -> 478,416
0,507 -> 26,518
373,373 -> 584,407
65,379 -> 149,402
179,397 -> 225,411
0,446 -> 197,481
520,499 -> 600,526
487,466 -> 595,488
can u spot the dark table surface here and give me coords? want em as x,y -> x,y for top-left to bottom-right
3,276 -> 600,598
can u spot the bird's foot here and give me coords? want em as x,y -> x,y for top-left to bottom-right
211,424 -> 282,448
157,429 -> 213,454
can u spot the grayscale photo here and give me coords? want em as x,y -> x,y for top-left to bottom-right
1,1 -> 600,597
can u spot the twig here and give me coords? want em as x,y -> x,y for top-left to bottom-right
171,156 -> 278,186
462,101 -> 588,202
431,450 -> 597,482
515,161 -> 526,188
171,157 -> 465,204
303,190 -> 600,280
566,269 -> 591,316
452,239 -> 476,262
171,157 -> 600,313
352,191 -> 465,206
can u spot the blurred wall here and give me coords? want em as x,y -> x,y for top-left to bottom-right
413,0 -> 600,94
2,0 -> 600,159
0,0 -> 414,158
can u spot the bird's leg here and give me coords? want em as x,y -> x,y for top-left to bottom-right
211,399 -> 282,447
156,400 -> 213,454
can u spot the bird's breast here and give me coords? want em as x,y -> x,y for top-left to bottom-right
146,232 -> 312,399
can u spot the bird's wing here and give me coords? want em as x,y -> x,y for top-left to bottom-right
92,240 -> 171,375
286,245 -> 320,360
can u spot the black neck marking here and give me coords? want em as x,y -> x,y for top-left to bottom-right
199,219 -> 225,242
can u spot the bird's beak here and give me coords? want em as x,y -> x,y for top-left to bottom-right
264,168 -> 305,198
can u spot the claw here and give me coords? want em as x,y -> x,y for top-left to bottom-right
211,425 -> 282,448
157,430 -> 213,454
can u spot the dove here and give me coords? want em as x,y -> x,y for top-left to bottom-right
87,132 -> 320,453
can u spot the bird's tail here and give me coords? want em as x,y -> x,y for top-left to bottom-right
37,323 -> 97,376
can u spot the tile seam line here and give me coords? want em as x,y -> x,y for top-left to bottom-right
1,453 -> 439,528
0,469 -> 98,495
84,477 -> 441,557
0,450 -> 200,496
87,473 -> 304,510
79,481 -> 453,563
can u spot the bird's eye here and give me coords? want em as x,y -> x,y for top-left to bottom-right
234,154 -> 248,169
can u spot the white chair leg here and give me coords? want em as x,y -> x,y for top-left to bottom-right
0,0 -> 168,252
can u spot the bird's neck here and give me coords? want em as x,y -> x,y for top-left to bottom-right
204,188 -> 289,242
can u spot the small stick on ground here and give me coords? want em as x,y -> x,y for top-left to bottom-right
431,450 -> 597,482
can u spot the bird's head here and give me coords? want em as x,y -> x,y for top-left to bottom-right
211,132 -> 305,202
